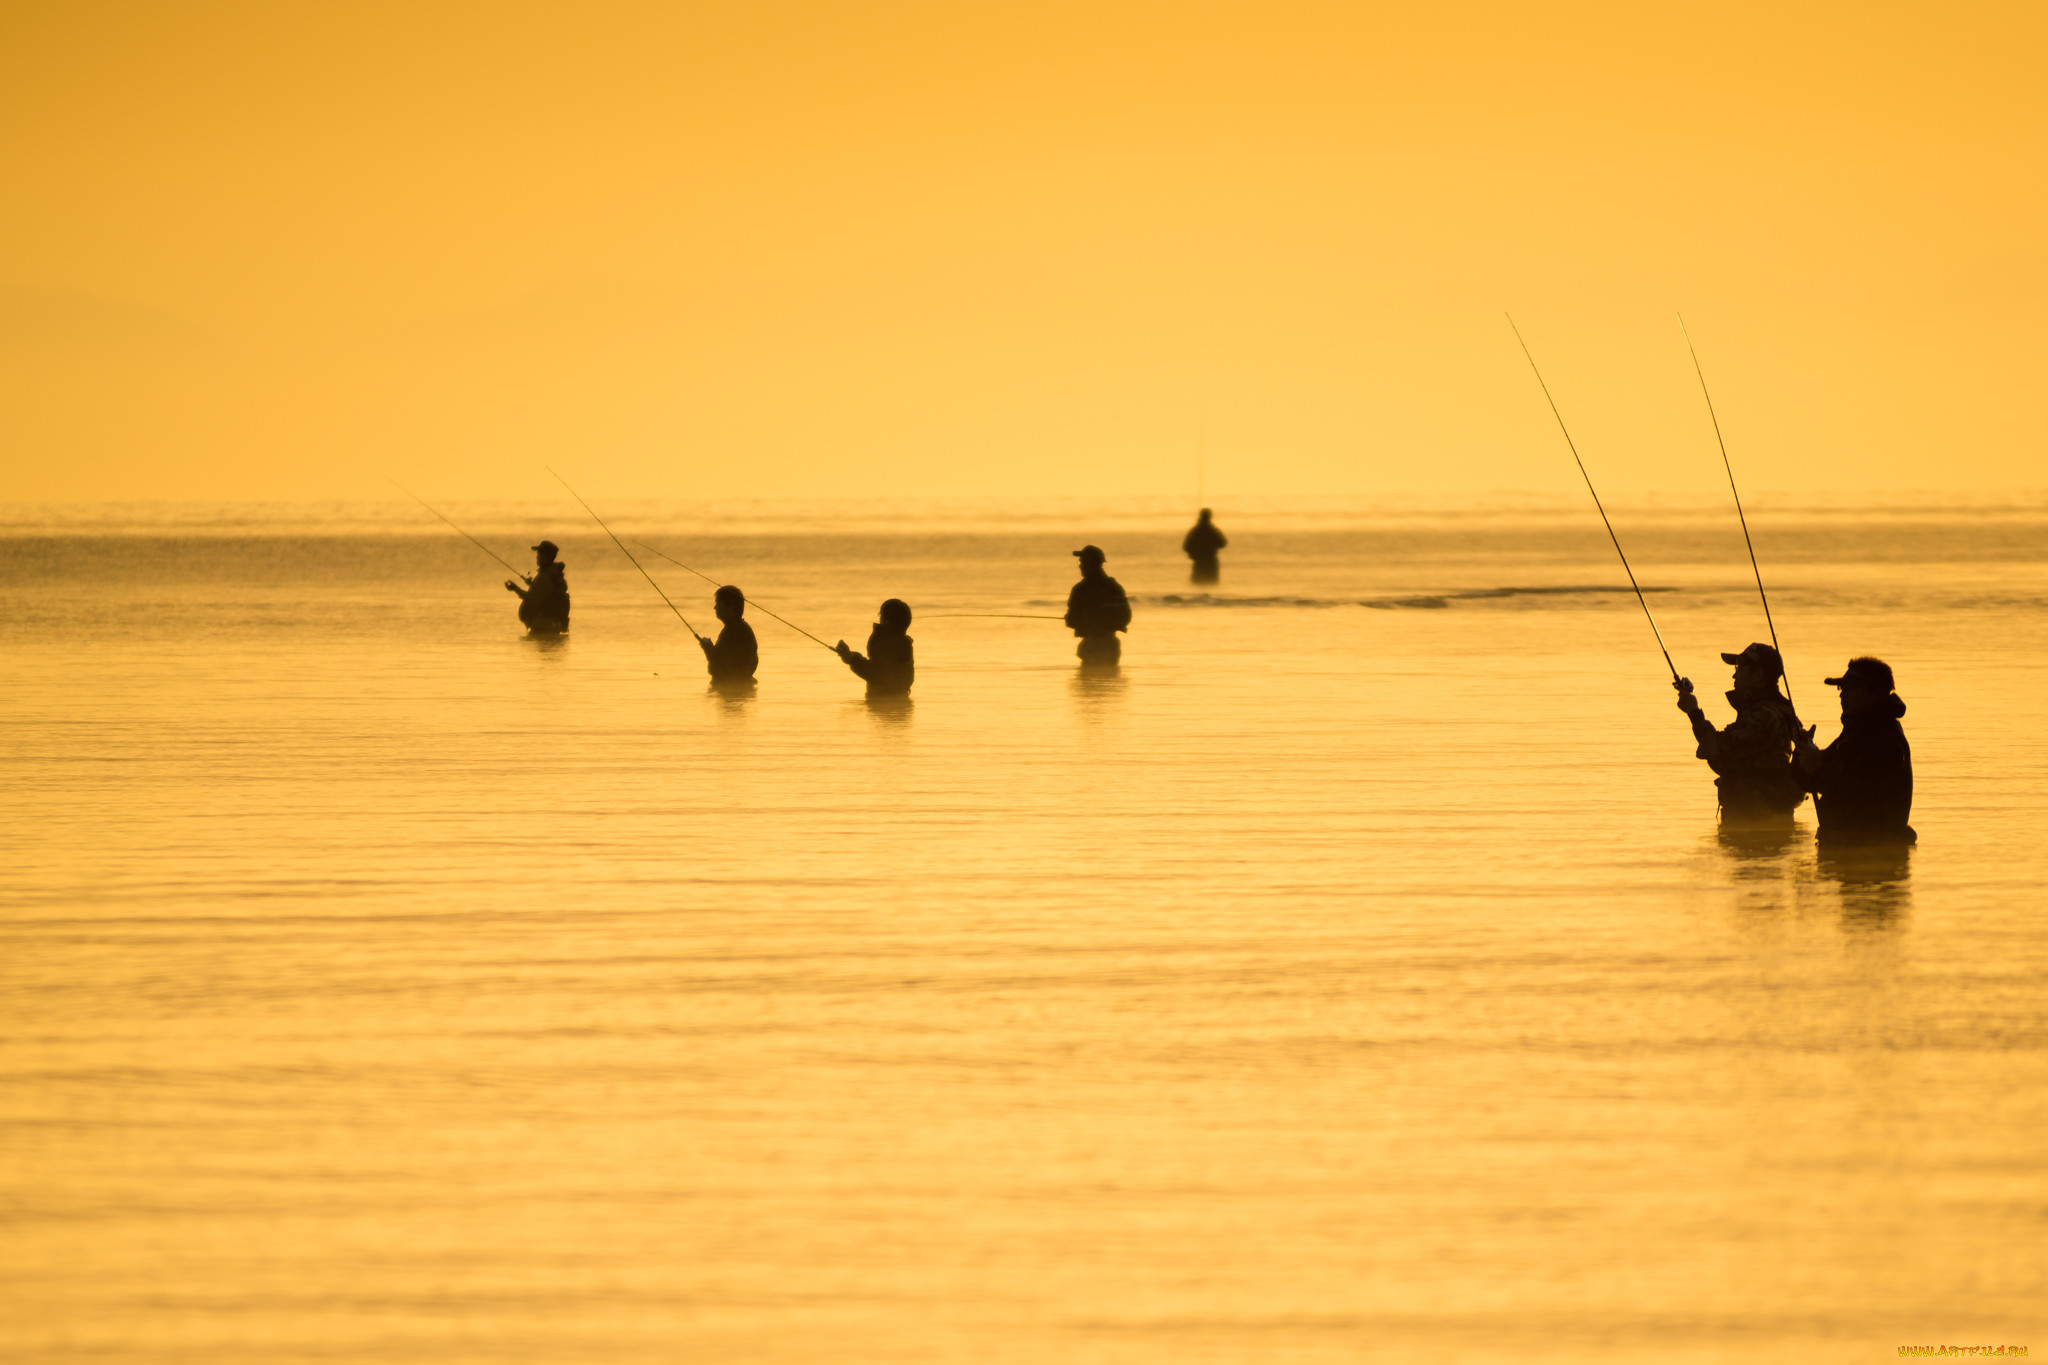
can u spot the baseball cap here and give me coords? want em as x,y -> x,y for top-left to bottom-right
1719,642 -> 1783,675
1824,656 -> 1895,691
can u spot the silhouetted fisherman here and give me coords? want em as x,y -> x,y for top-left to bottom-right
1183,508 -> 1226,584
698,585 -> 758,683
1673,641 -> 1806,817
1795,656 -> 1915,844
1065,545 -> 1131,665
505,539 -> 570,633
836,598 -> 914,696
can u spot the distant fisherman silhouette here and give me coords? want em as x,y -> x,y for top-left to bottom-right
1795,656 -> 1915,844
699,586 -> 758,683
836,599 -> 914,696
1674,642 -> 1805,817
505,540 -> 570,633
1183,509 -> 1227,584
1065,545 -> 1131,665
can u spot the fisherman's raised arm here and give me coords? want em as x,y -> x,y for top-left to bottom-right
1674,676 -> 1721,753
1677,644 -> 1806,818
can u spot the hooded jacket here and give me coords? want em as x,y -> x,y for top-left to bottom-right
841,625 -> 913,696
516,561 -> 570,627
1806,695 -> 1914,840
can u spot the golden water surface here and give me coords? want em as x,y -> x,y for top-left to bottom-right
4,498 -> 2043,1362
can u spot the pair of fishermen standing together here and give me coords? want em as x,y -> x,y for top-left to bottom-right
1677,643 -> 1914,844
697,586 -> 916,696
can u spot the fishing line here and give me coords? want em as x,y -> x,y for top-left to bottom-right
1505,314 -> 1679,682
545,468 -> 701,637
628,539 -> 839,654
388,478 -> 525,578
1678,314 -> 1793,710
923,613 -> 1066,620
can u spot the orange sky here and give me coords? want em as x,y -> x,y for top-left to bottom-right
3,1 -> 2043,502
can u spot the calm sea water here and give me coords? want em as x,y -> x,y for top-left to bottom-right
3,496 -> 2044,1363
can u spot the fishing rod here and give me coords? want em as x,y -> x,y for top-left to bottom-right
924,613 -> 1065,620
1677,314 -> 1793,711
388,478 -> 526,578
545,468 -> 701,637
628,539 -> 839,654
1505,314 -> 1679,682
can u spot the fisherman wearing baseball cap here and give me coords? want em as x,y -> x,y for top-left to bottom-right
505,538 -> 570,634
1795,656 -> 1915,843
1064,545 -> 1132,666
1673,641 -> 1806,818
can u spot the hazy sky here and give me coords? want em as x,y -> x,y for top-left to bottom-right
4,1 -> 2043,502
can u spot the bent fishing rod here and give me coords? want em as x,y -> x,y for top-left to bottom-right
545,468 -> 701,637
1505,314 -> 1679,683
388,478 -> 526,578
1677,315 -> 1793,711
628,539 -> 839,654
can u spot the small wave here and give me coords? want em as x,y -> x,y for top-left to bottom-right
1149,594 -> 1376,609
1130,585 -> 1678,610
1944,596 -> 2048,610
1451,584 -> 1677,598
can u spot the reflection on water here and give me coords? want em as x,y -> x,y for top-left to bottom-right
2,504 -> 2042,1363
1068,662 -> 1127,717
862,694 -> 914,727
523,629 -> 568,655
709,677 -> 757,713
1704,818 -> 1808,925
1714,815 -> 1804,868
1819,840 -> 1914,930
1705,818 -> 1915,935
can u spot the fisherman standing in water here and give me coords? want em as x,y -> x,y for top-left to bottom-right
836,598 -> 914,697
1795,656 -> 1915,843
1182,509 -> 1226,584
1065,545 -> 1131,666
505,539 -> 570,633
1674,642 -> 1805,818
698,585 -> 758,684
